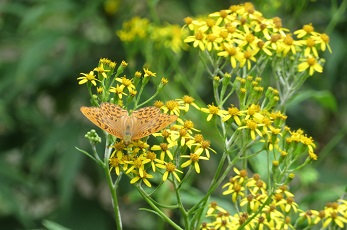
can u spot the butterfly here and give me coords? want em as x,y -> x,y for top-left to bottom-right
80,102 -> 177,144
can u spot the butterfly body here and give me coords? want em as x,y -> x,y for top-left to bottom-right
80,103 -> 177,144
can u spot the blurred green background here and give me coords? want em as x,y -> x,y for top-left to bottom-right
1,0 -> 346,229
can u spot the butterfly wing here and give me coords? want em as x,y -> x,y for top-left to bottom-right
80,103 -> 128,139
131,106 -> 177,140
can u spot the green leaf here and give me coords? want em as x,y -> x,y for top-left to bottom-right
288,90 -> 337,112
138,208 -> 163,219
75,146 -> 100,165
42,220 -> 71,230
297,166 -> 319,186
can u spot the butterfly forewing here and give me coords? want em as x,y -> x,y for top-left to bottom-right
80,106 -> 114,135
80,103 -> 128,139
100,103 -> 128,119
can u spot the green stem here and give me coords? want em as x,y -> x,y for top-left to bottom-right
177,167 -> 193,190
189,108 -> 239,229
326,0 -> 347,34
173,176 -> 189,228
103,138 -> 122,229
266,150 -> 271,190
189,151 -> 232,229
136,185 -> 183,230
137,89 -> 160,108
147,0 -> 160,25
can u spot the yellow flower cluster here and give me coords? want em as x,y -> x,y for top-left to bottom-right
201,101 -> 317,161
77,58 -> 165,103
78,58 -> 215,187
184,2 -> 331,75
202,168 -> 347,229
201,75 -> 317,165
117,16 -> 187,53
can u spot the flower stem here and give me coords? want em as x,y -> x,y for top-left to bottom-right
103,138 -> 122,229
136,185 -> 183,230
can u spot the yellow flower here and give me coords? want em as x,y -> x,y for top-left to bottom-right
280,197 -> 299,213
275,185 -> 294,198
322,210 -> 347,229
156,161 -> 183,182
278,34 -> 302,56
144,151 -> 164,172
121,60 -> 128,67
252,212 -> 276,229
160,77 -> 168,85
314,33 -> 332,53
180,153 -> 209,173
134,71 -> 142,78
193,140 -> 216,158
206,201 -> 228,215
262,204 -> 285,223
247,177 -> 267,195
96,87 -> 103,94
231,168 -> 248,184
130,170 -> 154,187
208,9 -> 233,25
117,17 -> 150,41
93,63 -> 110,79
217,44 -> 243,68
199,18 -> 220,33
298,56 -> 323,76
238,49 -> 257,70
300,134 -> 316,152
183,17 -> 203,31
303,37 -> 319,57
109,156 -> 121,175
201,104 -> 228,121
163,100 -> 180,116
271,17 -> 290,37
240,194 -> 265,212
177,95 -> 200,112
294,23 -> 319,38
222,105 -> 243,125
204,32 -> 223,51
222,180 -> 245,203
77,71 -> 98,86
254,39 -> 273,56
109,84 -> 127,99
116,76 -> 135,91
237,32 -> 259,51
125,155 -> 151,178
129,88 -> 137,97
238,119 -> 264,140
151,142 -> 175,161
299,209 -> 321,225
175,128 -> 191,146
143,68 -> 156,77
151,24 -> 186,53
184,30 -> 206,51
263,34 -> 283,52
